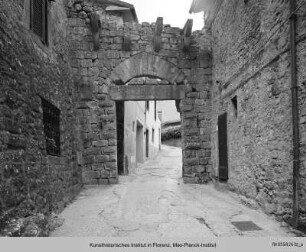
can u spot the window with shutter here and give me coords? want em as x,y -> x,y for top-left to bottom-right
218,113 -> 228,181
30,0 -> 48,44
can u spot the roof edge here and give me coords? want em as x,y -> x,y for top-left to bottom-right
100,0 -> 138,22
189,0 -> 224,28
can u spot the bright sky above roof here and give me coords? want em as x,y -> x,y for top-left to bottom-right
126,0 -> 204,30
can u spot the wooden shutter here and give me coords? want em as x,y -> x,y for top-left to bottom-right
218,113 -> 228,181
31,0 -> 48,44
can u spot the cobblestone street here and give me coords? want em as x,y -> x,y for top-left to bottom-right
51,145 -> 297,237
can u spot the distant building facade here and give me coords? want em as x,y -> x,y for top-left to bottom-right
156,100 -> 181,123
118,100 -> 161,175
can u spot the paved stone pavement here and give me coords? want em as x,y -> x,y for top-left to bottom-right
50,145 -> 298,237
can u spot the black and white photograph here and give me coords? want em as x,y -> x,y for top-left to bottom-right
0,0 -> 306,251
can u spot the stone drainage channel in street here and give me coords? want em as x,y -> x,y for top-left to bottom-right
50,145 -> 299,237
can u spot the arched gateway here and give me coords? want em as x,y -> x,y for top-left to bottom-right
71,8 -> 213,185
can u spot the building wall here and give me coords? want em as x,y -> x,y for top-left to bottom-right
124,101 -> 161,173
209,0 -> 306,225
124,101 -> 145,172
0,0 -> 82,230
145,101 -> 162,159
156,100 -> 181,123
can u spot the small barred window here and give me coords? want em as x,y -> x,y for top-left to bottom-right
30,0 -> 48,44
41,98 -> 61,156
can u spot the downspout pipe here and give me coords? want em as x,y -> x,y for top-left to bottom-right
289,0 -> 300,228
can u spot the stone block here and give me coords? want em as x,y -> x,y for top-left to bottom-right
113,37 -> 123,44
100,170 -> 110,178
93,140 -> 108,147
194,165 -> 205,173
88,67 -> 99,77
80,59 -> 93,68
206,165 -> 212,173
91,163 -> 104,170
183,166 -> 193,174
185,142 -> 201,150
204,150 -> 211,157
182,112 -> 197,119
87,147 -> 101,155
94,155 -> 109,163
109,44 -> 122,50
186,92 -> 199,99
80,68 -> 87,76
184,128 -> 198,136
99,101 -> 114,108
79,11 -> 87,19
182,105 -> 193,112
97,179 -> 109,185
195,99 -> 206,106
185,158 -> 199,166
105,162 -> 117,170
109,170 -> 117,177
199,158 -> 208,165
82,170 -> 100,181
108,139 -> 116,146
84,155 -> 94,165
75,4 -> 82,11
109,155 -> 116,162
102,146 -> 117,154
106,50 -> 120,59
7,135 -> 27,149
83,6 -> 93,13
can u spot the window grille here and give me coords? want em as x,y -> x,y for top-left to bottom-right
31,0 -> 48,44
41,98 -> 61,156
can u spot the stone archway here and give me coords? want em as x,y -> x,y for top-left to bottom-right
73,17 -> 213,186
108,53 -> 186,178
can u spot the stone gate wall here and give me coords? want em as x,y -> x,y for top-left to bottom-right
0,0 -> 82,233
210,0 -> 306,225
67,0 -> 213,184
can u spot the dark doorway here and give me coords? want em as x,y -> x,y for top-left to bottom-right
218,113 -> 228,181
136,122 -> 144,164
159,128 -> 161,150
116,101 -> 125,175
145,129 -> 149,158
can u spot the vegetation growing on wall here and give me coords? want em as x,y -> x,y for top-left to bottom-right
161,125 -> 181,141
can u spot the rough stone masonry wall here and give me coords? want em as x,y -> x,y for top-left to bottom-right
67,0 -> 213,184
210,0 -> 306,225
0,0 -> 82,235
296,0 -> 306,226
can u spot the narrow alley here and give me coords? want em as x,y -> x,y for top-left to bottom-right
50,145 -> 296,237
